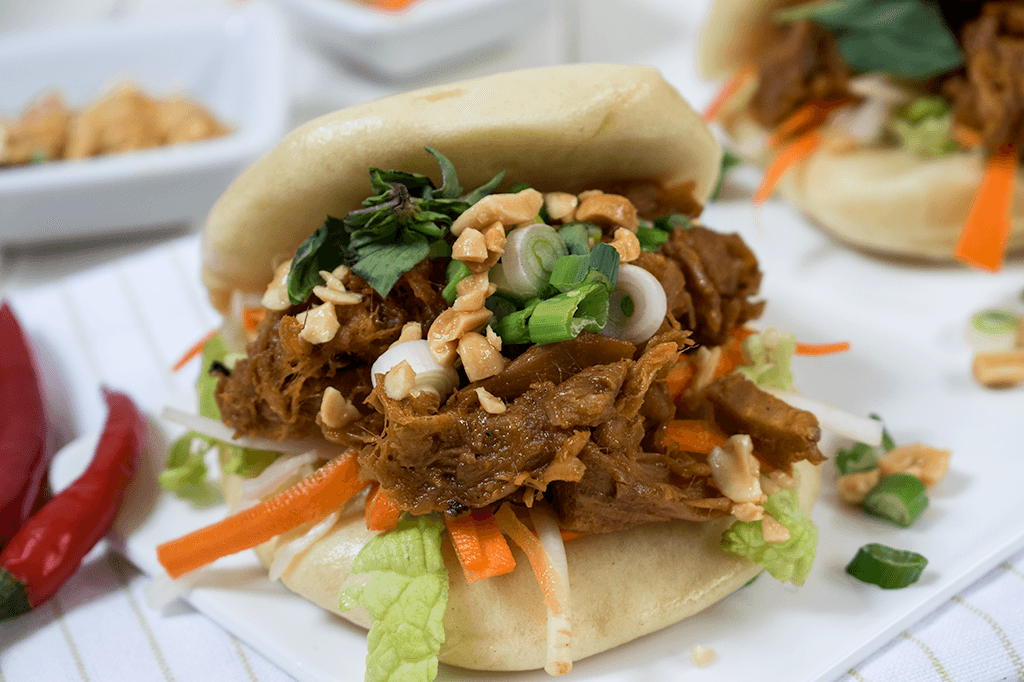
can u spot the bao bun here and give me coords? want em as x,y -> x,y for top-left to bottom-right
699,0 -> 1024,261
203,63 -> 821,670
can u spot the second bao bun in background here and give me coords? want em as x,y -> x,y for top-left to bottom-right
699,0 -> 1024,261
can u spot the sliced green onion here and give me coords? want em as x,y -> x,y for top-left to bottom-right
846,543 -> 928,589
835,442 -> 878,475
966,309 -> 1021,353
442,260 -> 473,303
528,282 -> 610,345
369,339 -> 460,397
862,473 -> 928,528
869,413 -> 896,452
636,224 -> 671,252
485,293 -> 520,321
495,301 -> 539,344
652,213 -> 692,232
557,223 -> 594,256
498,224 -> 568,298
588,243 -> 619,289
601,264 -> 667,344
549,255 -> 591,291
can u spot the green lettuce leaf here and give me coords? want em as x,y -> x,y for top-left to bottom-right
157,432 -> 221,507
890,96 -> 960,158
737,328 -> 796,391
721,487 -> 818,585
339,514 -> 448,682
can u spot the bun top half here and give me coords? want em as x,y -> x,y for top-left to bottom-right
201,63 -> 721,312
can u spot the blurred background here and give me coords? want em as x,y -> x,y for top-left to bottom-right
0,0 -> 724,295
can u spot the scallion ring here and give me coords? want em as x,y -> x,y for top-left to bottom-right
600,264 -> 667,343
369,339 -> 459,397
966,309 -> 1021,353
861,473 -> 928,528
846,543 -> 928,589
498,224 -> 568,298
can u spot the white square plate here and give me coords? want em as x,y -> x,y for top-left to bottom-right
274,0 -> 558,78
0,3 -> 289,245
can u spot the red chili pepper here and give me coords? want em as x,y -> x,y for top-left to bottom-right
0,301 -> 51,549
0,388 -> 146,620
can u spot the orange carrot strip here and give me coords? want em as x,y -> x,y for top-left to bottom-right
767,100 -> 847,148
795,341 -> 851,356
171,329 -> 218,372
955,143 -> 1018,273
243,307 -> 266,334
703,65 -> 755,123
365,484 -> 403,533
664,419 -> 728,454
157,453 -> 366,578
445,508 -> 516,584
755,131 -> 823,205
493,503 -> 566,615
666,358 -> 695,397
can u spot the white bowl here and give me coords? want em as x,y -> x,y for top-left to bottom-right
0,3 -> 290,246
275,0 -> 557,78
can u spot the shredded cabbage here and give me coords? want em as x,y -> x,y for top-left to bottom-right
339,514 -> 448,682
720,488 -> 818,585
159,334 -> 279,505
890,96 -> 959,158
737,328 -> 796,391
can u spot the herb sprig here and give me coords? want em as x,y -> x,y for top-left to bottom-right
287,148 -> 504,303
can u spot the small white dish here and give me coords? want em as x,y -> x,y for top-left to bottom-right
0,3 -> 290,245
275,0 -> 558,78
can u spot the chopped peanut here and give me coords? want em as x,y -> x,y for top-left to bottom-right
319,387 -> 361,429
475,387 -> 507,414
574,193 -> 639,232
690,645 -> 717,669
878,443 -> 951,487
390,322 -> 423,348
450,189 -> 543,236
709,435 -> 763,504
262,260 -> 293,311
836,468 -> 881,505
544,191 -> 578,222
66,84 -> 163,159
577,189 -> 604,201
761,514 -> 791,543
157,96 -> 229,145
768,469 -> 797,490
453,272 -> 496,312
732,501 -> 764,522
297,302 -> 339,344
318,268 -> 347,292
973,350 -> 1024,388
452,228 -> 489,263
427,307 -> 493,365
458,332 -> 507,381
313,286 -> 361,306
383,360 -> 416,400
608,227 -> 642,262
485,325 -> 503,352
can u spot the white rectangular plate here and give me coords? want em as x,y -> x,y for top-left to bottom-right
51,202 -> 1024,682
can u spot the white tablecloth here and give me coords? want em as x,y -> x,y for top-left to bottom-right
2,1 -> 1024,681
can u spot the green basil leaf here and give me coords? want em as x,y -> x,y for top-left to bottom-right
463,170 -> 506,205
653,213 -> 692,232
425,147 -> 462,199
288,217 -> 357,305
775,0 -> 963,80
354,241 -> 431,298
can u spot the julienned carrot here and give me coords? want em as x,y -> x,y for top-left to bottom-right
755,131 -> 823,205
243,308 -> 266,334
953,125 -> 983,150
767,100 -> 847,148
795,341 -> 851,356
171,329 -> 218,372
365,484 -> 402,533
157,453 -> 366,578
663,420 -> 728,454
702,65 -> 755,123
493,504 -> 567,616
666,359 -> 695,397
955,143 -> 1018,272
445,508 -> 516,584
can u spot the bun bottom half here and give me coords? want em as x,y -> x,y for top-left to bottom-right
721,109 -> 1024,263
222,460 -> 821,671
